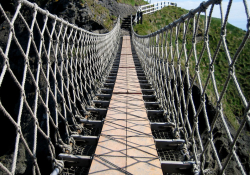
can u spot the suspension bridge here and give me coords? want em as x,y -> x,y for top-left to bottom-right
0,0 -> 249,174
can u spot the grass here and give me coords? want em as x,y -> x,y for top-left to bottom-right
80,0 -> 148,30
117,0 -> 148,6
80,0 -> 147,30
134,6 -> 250,130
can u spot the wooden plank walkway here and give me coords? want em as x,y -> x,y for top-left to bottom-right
89,36 -> 162,175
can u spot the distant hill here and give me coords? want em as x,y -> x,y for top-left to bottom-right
0,0 -> 148,32
133,6 -> 250,130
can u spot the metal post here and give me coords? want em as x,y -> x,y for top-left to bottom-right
137,11 -> 140,24
140,12 -> 143,24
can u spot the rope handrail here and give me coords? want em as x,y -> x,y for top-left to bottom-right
0,0 -> 120,174
131,0 -> 250,174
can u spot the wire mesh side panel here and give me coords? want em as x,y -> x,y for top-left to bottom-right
0,0 -> 120,174
131,0 -> 250,174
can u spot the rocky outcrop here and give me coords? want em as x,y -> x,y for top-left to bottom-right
1,0 -> 137,32
38,0 -> 137,32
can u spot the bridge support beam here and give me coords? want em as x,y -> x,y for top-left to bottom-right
161,161 -> 195,174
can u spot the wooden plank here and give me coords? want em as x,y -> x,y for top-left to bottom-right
89,36 -> 162,175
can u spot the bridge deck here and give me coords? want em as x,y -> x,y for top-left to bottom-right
89,36 -> 162,174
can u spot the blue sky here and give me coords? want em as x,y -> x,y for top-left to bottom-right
148,0 -> 250,30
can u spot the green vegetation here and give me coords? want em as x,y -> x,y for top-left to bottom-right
117,0 -> 148,6
80,0 -> 147,30
134,6 -> 188,34
134,6 -> 250,130
81,0 -> 116,30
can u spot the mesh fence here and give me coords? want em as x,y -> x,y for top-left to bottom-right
0,0 -> 120,174
132,0 -> 250,174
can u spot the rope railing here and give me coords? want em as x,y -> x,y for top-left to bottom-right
0,0 -> 120,174
131,0 -> 250,174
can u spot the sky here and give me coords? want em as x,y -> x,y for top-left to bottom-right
147,0 -> 250,30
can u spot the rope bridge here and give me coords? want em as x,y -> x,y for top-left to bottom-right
0,0 -> 249,174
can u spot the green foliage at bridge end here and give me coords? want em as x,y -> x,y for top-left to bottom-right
116,0 -> 148,6
134,6 -> 250,130
79,0 -> 147,30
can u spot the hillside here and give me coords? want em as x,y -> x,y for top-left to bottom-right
0,0 -> 147,33
134,6 -> 250,131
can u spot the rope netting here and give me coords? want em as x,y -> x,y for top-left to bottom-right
0,0 -> 120,174
132,0 -> 250,174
